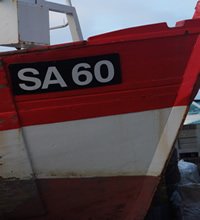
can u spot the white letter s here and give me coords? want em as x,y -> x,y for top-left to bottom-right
18,68 -> 41,91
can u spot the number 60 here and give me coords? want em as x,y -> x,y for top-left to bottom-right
72,60 -> 115,86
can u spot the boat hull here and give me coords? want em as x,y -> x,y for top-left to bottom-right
0,106 -> 187,220
1,176 -> 158,220
35,176 -> 159,220
1,19 -> 200,219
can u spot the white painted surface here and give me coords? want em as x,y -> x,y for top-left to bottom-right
0,0 -> 82,48
22,107 -> 185,178
0,129 -> 33,179
46,1 -> 83,41
147,106 -> 187,176
0,0 -> 49,47
18,0 -> 50,45
0,106 -> 186,179
0,0 -> 19,44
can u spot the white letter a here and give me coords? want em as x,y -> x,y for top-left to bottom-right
42,66 -> 67,89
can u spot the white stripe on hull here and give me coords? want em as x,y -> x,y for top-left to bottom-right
147,106 -> 187,176
0,106 -> 186,179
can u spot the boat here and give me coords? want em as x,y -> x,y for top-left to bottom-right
1,1 -> 200,219
183,101 -> 200,125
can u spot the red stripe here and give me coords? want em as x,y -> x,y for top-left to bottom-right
17,85 -> 180,126
0,23 -> 200,129
175,36 -> 200,106
0,67 -> 19,130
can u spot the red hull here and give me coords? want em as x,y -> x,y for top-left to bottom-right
1,20 -> 200,131
4,176 -> 159,220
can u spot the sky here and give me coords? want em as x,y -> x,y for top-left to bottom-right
0,0 -> 198,45
0,0 -> 200,97
49,0 -> 197,43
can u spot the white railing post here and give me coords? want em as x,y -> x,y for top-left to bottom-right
45,1 -> 83,41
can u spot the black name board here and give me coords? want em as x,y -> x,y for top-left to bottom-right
9,53 -> 121,95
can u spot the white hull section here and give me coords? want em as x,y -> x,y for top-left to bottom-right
0,106 -> 187,179
147,107 -> 186,175
0,129 -> 33,179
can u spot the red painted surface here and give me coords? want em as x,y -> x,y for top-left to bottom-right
175,35 -> 200,106
193,1 -> 200,19
0,62 -> 19,130
6,176 -> 159,220
0,20 -> 199,130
